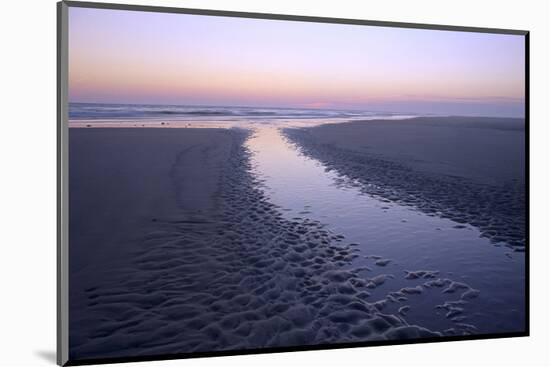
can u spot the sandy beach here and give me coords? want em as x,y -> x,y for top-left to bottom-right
69,128 -> 239,273
284,117 -> 526,248
69,127 -> 443,361
61,7 -> 528,364
69,127 -> 247,356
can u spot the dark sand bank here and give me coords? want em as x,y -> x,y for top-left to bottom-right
284,117 -> 526,247
69,128 -> 237,273
69,127 -> 443,361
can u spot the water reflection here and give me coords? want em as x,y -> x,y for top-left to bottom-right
246,126 -> 525,335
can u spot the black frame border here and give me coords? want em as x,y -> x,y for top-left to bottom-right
57,1 -> 530,366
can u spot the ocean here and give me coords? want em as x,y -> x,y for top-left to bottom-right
68,102 -> 414,123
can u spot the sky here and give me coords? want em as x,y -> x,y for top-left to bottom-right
68,7 -> 526,117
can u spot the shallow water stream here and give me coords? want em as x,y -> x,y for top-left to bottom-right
246,126 -> 525,336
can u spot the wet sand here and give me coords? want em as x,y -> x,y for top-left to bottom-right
247,127 -> 525,336
69,127 -> 442,361
284,117 -> 526,248
69,128 -> 238,274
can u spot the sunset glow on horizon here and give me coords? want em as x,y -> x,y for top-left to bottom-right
69,7 -> 526,117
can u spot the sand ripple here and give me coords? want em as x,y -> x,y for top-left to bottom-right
70,129 -> 451,360
284,128 -> 525,249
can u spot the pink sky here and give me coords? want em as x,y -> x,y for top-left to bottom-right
69,7 -> 525,116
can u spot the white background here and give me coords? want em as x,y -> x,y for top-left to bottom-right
1,0 -> 547,365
